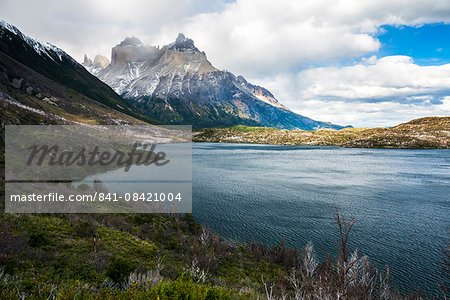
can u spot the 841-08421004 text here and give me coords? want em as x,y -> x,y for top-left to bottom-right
9,192 -> 183,202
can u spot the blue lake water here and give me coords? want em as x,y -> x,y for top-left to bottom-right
192,143 -> 449,296
92,142 -> 449,296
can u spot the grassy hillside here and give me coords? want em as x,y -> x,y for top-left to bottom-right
1,208 -> 439,299
193,117 -> 450,149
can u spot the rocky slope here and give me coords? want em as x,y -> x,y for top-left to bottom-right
84,34 -> 348,130
193,117 -> 450,149
0,20 -> 158,126
343,117 -> 450,148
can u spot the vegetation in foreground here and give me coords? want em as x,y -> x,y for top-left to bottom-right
0,205 -> 446,299
193,117 -> 450,149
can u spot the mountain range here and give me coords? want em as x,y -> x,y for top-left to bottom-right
0,20 -> 158,127
84,33 -> 348,130
0,17 -> 348,130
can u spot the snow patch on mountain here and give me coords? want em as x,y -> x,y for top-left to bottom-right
0,19 -> 76,65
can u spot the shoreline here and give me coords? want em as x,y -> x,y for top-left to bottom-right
193,117 -> 449,149
193,140 -> 450,149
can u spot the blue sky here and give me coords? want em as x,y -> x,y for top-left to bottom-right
1,0 -> 449,127
377,23 -> 450,66
334,23 -> 450,69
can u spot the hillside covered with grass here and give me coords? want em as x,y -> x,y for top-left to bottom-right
193,117 -> 450,149
1,208 -> 443,299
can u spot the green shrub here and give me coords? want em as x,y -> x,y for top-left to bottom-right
105,256 -> 135,284
74,221 -> 96,238
28,231 -> 50,248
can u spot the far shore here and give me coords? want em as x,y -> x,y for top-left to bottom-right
192,117 -> 449,149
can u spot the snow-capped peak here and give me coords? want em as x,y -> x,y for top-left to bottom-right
0,19 -> 76,64
0,19 -> 19,34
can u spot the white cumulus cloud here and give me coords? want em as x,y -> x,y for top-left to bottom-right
156,0 -> 450,76
256,56 -> 450,127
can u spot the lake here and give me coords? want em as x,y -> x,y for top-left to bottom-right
192,143 -> 449,296
91,142 -> 449,296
